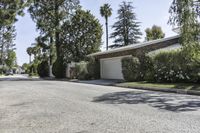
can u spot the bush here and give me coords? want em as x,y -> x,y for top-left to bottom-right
121,50 -> 200,83
87,58 -> 100,79
75,62 -> 90,80
152,51 -> 200,83
37,61 -> 49,78
73,58 -> 100,80
28,63 -> 39,77
0,67 -> 8,74
141,55 -> 155,81
52,58 -> 65,78
121,57 -> 141,81
135,54 -> 154,81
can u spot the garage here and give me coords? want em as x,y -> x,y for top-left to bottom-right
88,36 -> 180,80
100,56 -> 125,80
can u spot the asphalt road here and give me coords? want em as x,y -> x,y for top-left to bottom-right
0,79 -> 200,133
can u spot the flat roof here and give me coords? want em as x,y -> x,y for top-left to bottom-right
88,35 -> 180,57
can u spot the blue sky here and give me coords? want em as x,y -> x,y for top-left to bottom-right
14,0 -> 177,65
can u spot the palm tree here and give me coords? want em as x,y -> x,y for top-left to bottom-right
100,3 -> 112,50
26,47 -> 32,64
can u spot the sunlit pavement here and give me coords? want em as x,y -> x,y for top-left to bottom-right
0,80 -> 200,133
0,74 -> 37,81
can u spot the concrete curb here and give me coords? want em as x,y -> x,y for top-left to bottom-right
41,78 -> 200,96
115,85 -> 200,96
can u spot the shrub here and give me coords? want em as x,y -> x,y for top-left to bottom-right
121,57 -> 141,81
37,61 -> 49,78
28,63 -> 39,77
121,50 -> 200,83
87,58 -> 100,79
74,62 -> 90,80
0,67 -> 8,74
72,58 -> 100,80
152,51 -> 200,83
135,54 -> 154,81
141,55 -> 155,81
52,58 -> 65,78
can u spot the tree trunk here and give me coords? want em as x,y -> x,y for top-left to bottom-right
105,18 -> 109,50
29,55 -> 31,64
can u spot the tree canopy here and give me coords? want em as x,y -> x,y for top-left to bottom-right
145,25 -> 165,41
28,0 -> 80,57
0,0 -> 29,26
0,25 -> 16,65
5,50 -> 16,69
169,0 -> 200,63
169,0 -> 200,45
110,1 -> 142,48
60,9 -> 103,62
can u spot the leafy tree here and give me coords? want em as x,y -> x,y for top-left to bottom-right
0,25 -> 16,65
145,25 -> 165,41
36,35 -> 56,65
60,9 -> 103,63
110,1 -> 142,48
28,0 -> 80,78
22,63 -> 29,73
169,0 -> 200,63
169,0 -> 200,46
100,3 -> 112,50
5,50 -> 16,69
31,44 -> 41,60
26,47 -> 33,64
28,0 -> 80,58
0,0 -> 29,26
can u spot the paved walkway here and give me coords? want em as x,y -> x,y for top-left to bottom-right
0,79 -> 200,133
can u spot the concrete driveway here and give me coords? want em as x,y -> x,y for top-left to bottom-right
0,79 -> 200,133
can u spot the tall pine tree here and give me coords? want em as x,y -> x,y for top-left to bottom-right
110,1 -> 142,48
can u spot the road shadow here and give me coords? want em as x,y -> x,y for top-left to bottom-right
93,91 -> 200,112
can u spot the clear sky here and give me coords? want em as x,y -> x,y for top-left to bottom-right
14,0 -> 177,66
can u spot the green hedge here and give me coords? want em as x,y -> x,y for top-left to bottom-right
152,51 -> 200,83
121,57 -> 141,81
74,58 -> 100,80
121,51 -> 200,83
37,61 -> 49,78
52,58 -> 65,78
75,62 -> 90,80
87,58 -> 100,79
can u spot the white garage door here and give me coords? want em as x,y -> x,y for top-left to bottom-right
100,56 -> 128,80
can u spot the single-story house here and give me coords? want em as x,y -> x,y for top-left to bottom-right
88,35 -> 181,80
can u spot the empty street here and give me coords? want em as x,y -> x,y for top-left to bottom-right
0,79 -> 200,133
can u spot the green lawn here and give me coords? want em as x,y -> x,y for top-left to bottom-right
117,81 -> 200,91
